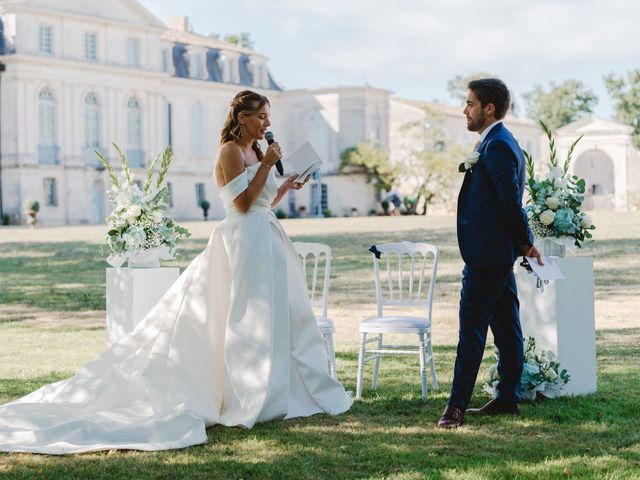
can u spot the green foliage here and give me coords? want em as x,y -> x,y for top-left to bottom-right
522,80 -> 598,130
397,107 -> 464,214
200,200 -> 210,211
95,149 -> 120,188
1,213 -> 9,225
604,69 -> 640,148
446,71 -> 497,103
223,32 -> 254,49
144,152 -> 162,193
274,208 -> 287,219
340,143 -> 395,193
156,146 -> 173,189
25,199 -> 39,212
322,209 -> 333,218
112,143 -> 133,186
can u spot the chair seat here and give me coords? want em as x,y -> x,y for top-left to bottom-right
360,315 -> 431,334
315,315 -> 335,333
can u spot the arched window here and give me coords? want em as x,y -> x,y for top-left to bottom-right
38,88 -> 58,164
127,97 -> 143,167
84,93 -> 101,148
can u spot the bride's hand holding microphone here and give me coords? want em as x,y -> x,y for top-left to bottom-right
262,141 -> 282,169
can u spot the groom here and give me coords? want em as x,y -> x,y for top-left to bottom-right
437,78 -> 542,428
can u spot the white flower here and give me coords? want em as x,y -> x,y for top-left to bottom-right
546,165 -> 564,180
125,205 -> 142,220
152,211 -> 164,224
527,210 -> 534,219
580,213 -> 593,229
525,351 -> 536,363
545,369 -> 558,381
116,192 -> 132,209
545,196 -> 560,210
465,151 -> 480,170
540,209 -> 555,225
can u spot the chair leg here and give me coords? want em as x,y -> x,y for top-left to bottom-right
356,332 -> 367,399
427,330 -> 438,391
371,334 -> 383,390
324,332 -> 337,379
418,332 -> 428,401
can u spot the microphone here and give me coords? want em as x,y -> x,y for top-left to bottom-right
265,131 -> 284,176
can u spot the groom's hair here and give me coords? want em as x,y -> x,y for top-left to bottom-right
468,78 -> 511,120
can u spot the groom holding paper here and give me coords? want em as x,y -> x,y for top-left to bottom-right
437,78 -> 542,428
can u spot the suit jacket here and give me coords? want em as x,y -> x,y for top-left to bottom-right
457,122 -> 534,269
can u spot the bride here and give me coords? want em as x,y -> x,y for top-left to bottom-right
0,90 -> 352,454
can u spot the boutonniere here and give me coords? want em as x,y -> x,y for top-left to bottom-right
459,151 -> 480,173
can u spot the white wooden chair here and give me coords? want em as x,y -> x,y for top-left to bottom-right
293,242 -> 337,379
356,242 -> 439,400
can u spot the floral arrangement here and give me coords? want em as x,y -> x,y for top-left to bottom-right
96,144 -> 190,267
483,337 -> 570,401
523,120 -> 595,250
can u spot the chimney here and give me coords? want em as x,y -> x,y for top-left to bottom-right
170,16 -> 191,32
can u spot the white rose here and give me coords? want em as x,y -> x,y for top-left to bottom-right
545,369 -> 558,381
466,151 -> 480,166
580,213 -> 592,229
540,209 -> 555,225
526,209 -> 533,219
125,205 -> 142,220
545,196 -> 560,210
152,211 -> 164,224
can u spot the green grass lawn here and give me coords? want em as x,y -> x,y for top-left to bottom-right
1,212 -> 639,479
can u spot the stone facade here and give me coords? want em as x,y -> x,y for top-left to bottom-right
555,115 -> 640,210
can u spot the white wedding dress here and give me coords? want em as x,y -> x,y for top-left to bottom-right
0,164 -> 352,454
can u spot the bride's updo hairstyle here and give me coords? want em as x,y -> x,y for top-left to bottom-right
220,90 -> 270,161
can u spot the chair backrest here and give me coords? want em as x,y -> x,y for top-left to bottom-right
292,242 -> 331,318
371,241 -> 439,318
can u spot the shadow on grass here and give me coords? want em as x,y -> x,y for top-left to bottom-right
1,332 -> 639,479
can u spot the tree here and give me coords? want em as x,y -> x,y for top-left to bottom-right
522,80 -> 598,131
223,32 -> 255,49
447,72 -> 497,103
340,143 -> 395,193
398,109 -> 465,215
604,69 -> 640,149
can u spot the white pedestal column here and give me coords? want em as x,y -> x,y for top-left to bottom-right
106,267 -> 180,347
516,257 -> 597,396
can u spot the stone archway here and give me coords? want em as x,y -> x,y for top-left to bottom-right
573,149 -> 615,210
91,180 -> 105,224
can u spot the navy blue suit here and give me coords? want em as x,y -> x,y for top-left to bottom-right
449,122 -> 534,411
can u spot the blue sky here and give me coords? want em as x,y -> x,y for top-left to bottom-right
139,0 -> 639,119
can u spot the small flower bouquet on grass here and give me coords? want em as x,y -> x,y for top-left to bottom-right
523,120 -> 595,254
483,337 -> 570,401
96,144 -> 190,268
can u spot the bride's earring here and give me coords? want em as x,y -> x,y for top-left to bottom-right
239,124 -> 245,138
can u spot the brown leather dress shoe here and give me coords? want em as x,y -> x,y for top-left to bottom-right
466,398 -> 520,415
437,405 -> 464,428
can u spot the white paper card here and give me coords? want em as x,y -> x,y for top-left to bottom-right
526,256 -> 565,281
283,141 -> 322,182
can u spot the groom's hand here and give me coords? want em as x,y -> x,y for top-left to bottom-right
522,244 -> 543,266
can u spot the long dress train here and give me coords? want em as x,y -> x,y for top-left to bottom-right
0,164 -> 352,454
